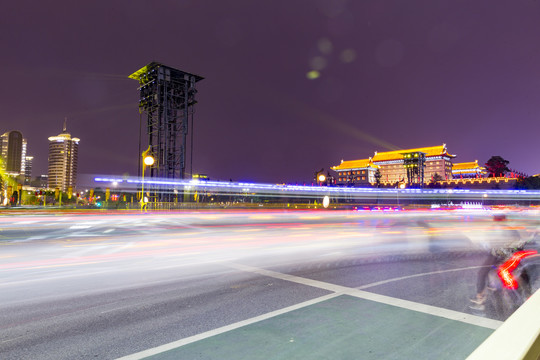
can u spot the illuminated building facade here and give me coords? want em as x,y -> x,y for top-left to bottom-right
332,144 -> 455,186
48,122 -> 80,191
330,158 -> 379,186
24,156 -> 33,184
452,160 -> 486,178
0,130 -> 27,177
0,131 -> 26,176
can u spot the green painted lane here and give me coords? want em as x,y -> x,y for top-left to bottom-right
144,295 -> 493,360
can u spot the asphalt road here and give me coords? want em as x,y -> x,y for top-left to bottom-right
1,209 -> 536,359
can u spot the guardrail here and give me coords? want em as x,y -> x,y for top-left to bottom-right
466,288 -> 540,360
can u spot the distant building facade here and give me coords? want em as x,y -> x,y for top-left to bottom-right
452,160 -> 486,179
24,156 -> 33,184
48,123 -> 80,191
0,130 -> 27,177
329,158 -> 379,186
332,144 -> 455,186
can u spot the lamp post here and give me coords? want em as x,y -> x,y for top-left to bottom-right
140,146 -> 154,212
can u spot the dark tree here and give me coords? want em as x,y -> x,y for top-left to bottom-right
374,168 -> 382,187
485,156 -> 510,177
432,173 -> 444,182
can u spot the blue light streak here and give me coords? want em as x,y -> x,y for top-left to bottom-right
93,176 -> 540,201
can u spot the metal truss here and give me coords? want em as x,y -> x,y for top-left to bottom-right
130,62 -> 203,201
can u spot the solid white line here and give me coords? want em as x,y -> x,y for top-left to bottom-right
115,292 -> 342,360
227,263 -> 502,330
117,262 -> 502,360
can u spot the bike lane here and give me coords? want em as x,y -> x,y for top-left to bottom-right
118,263 -> 499,360
138,294 -> 494,360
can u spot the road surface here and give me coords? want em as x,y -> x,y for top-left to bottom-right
1,209 -> 534,359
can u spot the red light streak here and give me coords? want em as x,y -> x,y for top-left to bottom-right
497,250 -> 537,289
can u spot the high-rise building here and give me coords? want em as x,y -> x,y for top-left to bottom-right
24,156 -> 33,184
48,121 -> 80,191
0,130 -> 27,177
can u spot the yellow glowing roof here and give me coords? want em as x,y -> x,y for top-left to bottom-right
331,158 -> 378,171
372,144 -> 455,162
129,62 -> 204,82
452,161 -> 483,171
48,133 -> 80,142
128,64 -> 150,81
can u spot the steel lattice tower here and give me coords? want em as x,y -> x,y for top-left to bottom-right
402,151 -> 426,187
130,62 -> 203,201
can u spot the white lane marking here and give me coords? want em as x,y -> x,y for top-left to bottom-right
0,335 -> 24,344
357,265 -> 487,290
104,229 -> 115,233
16,221 -> 39,224
227,263 -> 502,330
115,293 -> 341,360
70,225 -> 92,229
27,236 -> 46,240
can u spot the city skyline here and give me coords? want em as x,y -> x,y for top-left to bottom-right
2,1 -> 540,183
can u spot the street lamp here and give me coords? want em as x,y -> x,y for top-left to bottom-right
141,146 -> 154,212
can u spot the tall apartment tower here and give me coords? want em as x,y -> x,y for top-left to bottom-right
24,156 -> 33,184
0,130 -> 27,176
48,121 -> 80,191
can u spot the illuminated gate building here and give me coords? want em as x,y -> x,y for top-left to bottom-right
451,160 -> 486,178
332,144 -> 456,186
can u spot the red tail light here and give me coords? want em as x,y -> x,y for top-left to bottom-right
497,250 -> 537,289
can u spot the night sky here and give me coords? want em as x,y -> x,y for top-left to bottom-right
2,1 -> 540,185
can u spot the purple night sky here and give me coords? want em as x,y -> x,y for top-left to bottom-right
1,1 -> 540,184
